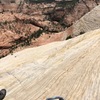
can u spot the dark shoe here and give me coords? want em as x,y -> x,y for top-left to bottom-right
0,89 -> 6,100
46,96 -> 64,100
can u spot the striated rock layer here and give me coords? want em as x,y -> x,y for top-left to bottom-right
56,5 -> 100,40
72,5 -> 100,36
0,29 -> 100,100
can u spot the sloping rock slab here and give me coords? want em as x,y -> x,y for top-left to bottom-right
0,29 -> 100,100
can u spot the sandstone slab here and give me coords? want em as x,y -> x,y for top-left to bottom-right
0,29 -> 100,100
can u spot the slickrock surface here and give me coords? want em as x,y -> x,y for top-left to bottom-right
0,29 -> 100,100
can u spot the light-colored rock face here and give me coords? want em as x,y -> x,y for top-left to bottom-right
0,29 -> 100,100
59,5 -> 100,40
72,5 -> 100,36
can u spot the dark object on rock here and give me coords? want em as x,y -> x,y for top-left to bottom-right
0,89 -> 6,100
46,96 -> 64,100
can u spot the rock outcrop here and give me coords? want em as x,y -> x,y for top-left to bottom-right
0,1 -> 100,58
72,5 -> 100,37
45,0 -> 99,27
0,29 -> 100,100
62,5 -> 100,40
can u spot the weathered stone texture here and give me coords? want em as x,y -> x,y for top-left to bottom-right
0,29 -> 100,100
